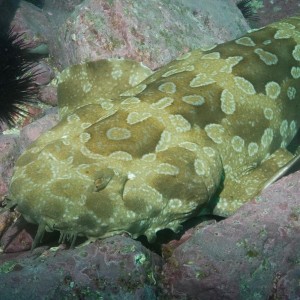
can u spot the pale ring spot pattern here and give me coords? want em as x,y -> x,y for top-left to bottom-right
106,127 -> 131,140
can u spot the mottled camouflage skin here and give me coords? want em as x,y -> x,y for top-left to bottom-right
8,16 -> 300,243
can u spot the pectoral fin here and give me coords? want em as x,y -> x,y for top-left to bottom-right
213,148 -> 297,217
57,59 -> 153,118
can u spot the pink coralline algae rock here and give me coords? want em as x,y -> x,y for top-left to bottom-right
0,236 -> 162,299
18,109 -> 59,152
37,85 -> 58,106
52,0 -> 249,69
0,216 -> 36,253
0,135 -> 20,196
161,171 -> 300,300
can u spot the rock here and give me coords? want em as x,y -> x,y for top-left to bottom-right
0,135 -> 20,197
0,211 -> 18,237
43,0 -> 83,12
32,61 -> 55,86
0,216 -> 35,253
275,266 -> 300,299
43,0 -> 249,69
232,0 -> 300,28
161,171 -> 300,300
19,110 -> 59,152
252,0 -> 300,27
11,1 -> 49,49
38,85 -> 58,106
0,236 -> 162,299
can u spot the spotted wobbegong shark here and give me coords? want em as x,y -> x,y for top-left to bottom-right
7,16 -> 300,247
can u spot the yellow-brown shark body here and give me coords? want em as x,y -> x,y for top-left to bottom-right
8,16 -> 300,244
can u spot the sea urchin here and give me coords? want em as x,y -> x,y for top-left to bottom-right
0,28 -> 39,126
237,0 -> 259,23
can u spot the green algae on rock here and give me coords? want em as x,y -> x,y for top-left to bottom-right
8,16 -> 300,246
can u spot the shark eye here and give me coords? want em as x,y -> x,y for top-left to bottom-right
93,168 -> 114,192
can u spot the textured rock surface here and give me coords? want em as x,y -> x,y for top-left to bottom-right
161,171 -> 300,300
251,0 -> 300,27
43,0 -> 249,69
0,236 -> 162,299
0,135 -> 20,196
0,216 -> 35,253
18,109 -> 59,152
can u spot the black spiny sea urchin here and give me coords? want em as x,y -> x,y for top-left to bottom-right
237,0 -> 259,23
0,28 -> 39,126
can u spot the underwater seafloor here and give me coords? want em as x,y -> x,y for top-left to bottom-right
0,0 -> 300,299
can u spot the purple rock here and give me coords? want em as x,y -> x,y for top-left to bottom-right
38,85 -> 58,106
161,171 -> 300,299
46,0 -> 249,69
0,135 -> 20,196
19,110 -> 59,152
0,236 -> 162,299
0,216 -> 35,253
